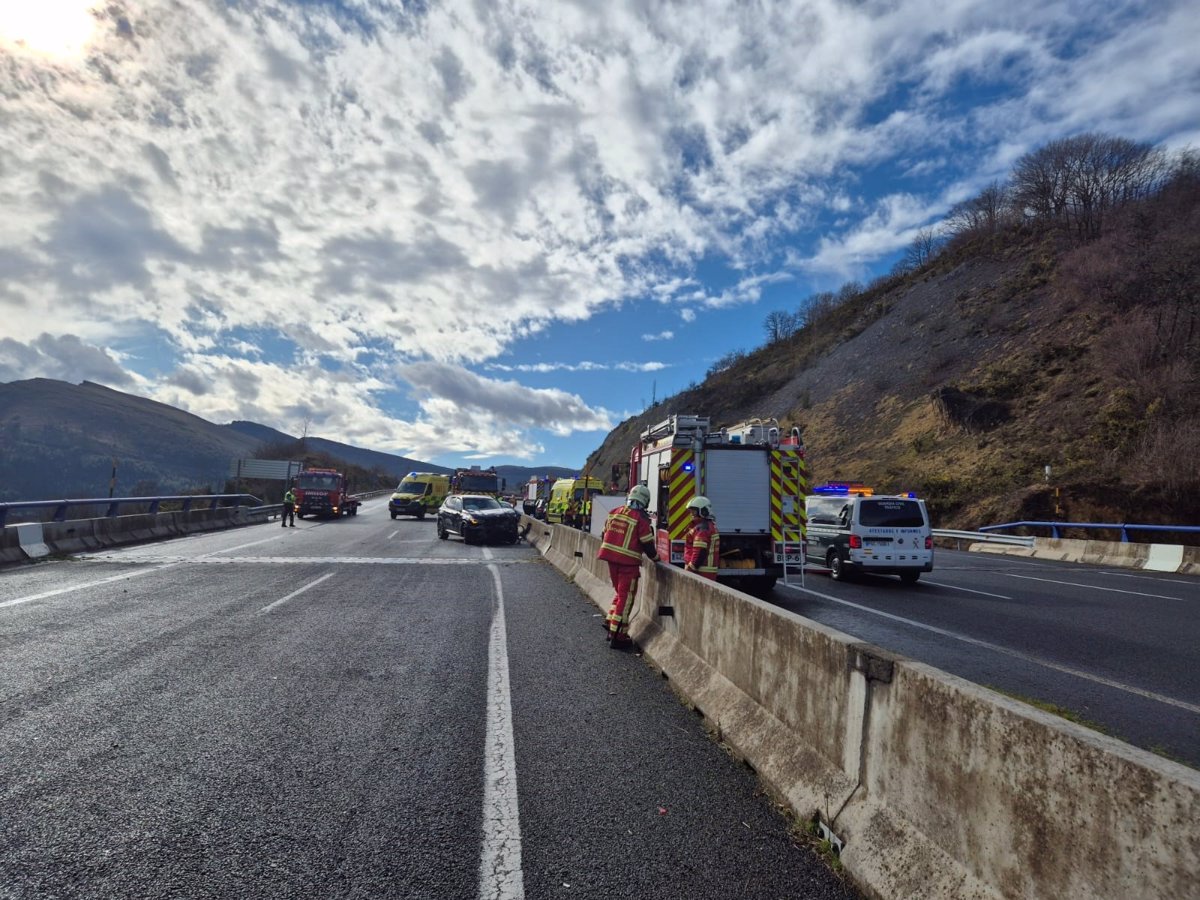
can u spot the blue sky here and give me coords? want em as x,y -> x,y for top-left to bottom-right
1,0 -> 1197,469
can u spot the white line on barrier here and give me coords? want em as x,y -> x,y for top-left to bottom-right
920,579 -> 1013,599
1002,572 -> 1184,601
478,563 -> 525,900
259,572 -> 336,613
0,562 -> 181,609
778,582 -> 1200,715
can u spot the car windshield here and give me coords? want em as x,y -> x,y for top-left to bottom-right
399,479 -> 429,494
859,499 -> 925,528
458,475 -> 498,492
806,496 -> 848,525
463,497 -> 503,511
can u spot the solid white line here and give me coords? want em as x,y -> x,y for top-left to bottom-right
388,531 -> 398,540
259,572 -> 336,613
921,579 -> 1013,599
1002,572 -> 1184,601
478,563 -> 525,900
778,582 -> 1200,715
207,534 -> 287,555
0,562 -> 181,609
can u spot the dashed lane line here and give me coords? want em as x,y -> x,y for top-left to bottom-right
1001,572 -> 1185,601
920,579 -> 1013,599
259,571 -> 336,613
0,562 -> 181,609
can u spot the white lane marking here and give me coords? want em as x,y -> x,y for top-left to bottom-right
779,582 -> 1200,715
0,562 -> 181,609
207,534 -> 287,555
78,555 -> 528,566
921,579 -> 1013,599
478,563 -> 525,900
1002,572 -> 1184,601
482,547 -> 495,560
259,572 -> 336,613
388,531 -> 399,540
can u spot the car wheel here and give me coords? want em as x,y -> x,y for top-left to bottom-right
438,522 -> 448,540
900,571 -> 920,584
390,511 -> 397,519
829,552 -> 850,581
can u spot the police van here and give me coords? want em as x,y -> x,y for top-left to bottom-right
805,484 -> 934,583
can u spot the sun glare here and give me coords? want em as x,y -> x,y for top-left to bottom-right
0,0 -> 100,61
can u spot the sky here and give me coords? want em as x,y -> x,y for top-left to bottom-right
1,1 -> 1197,470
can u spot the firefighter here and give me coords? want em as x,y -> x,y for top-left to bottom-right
282,485 -> 297,527
596,484 -> 658,647
683,496 -> 719,579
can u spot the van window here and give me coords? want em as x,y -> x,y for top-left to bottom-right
806,496 -> 847,525
859,499 -> 925,528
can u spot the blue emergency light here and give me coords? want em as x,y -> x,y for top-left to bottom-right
682,462 -> 694,472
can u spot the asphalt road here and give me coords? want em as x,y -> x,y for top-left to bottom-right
771,549 -> 1200,767
0,505 -> 859,900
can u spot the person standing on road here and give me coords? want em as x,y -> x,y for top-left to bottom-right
283,485 -> 297,527
597,484 -> 658,646
683,496 -> 719,579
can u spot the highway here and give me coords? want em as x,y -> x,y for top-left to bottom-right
0,503 -> 860,900
773,550 -> 1200,768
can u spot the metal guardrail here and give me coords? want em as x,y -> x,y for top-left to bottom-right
0,494 -> 264,528
980,521 -> 1200,542
932,528 -> 1036,549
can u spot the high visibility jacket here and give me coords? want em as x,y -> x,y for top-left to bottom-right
598,505 -> 657,565
684,518 -> 720,577
284,490 -> 296,505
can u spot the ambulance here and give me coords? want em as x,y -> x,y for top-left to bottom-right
389,472 -> 450,520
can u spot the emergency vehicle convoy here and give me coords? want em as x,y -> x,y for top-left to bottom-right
450,466 -> 504,496
292,467 -> 361,519
629,414 -> 807,596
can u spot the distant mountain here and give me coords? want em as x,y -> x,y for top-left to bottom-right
0,379 -> 261,500
0,379 -> 582,502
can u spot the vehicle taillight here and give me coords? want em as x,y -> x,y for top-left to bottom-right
849,534 -> 862,549
925,536 -> 932,549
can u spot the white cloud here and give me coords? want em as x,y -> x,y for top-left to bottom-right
1,0 -> 1194,459
486,361 -> 667,373
641,331 -> 675,342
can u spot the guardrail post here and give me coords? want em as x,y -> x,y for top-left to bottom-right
54,502 -> 68,522
1120,526 -> 1129,543
105,501 -> 119,518
149,499 -> 161,514
182,498 -> 193,514
1051,524 -> 1060,539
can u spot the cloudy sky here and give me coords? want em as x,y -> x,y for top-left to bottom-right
1,1 -> 1196,468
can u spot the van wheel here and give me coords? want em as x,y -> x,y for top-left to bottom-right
829,552 -> 850,582
900,572 -> 920,584
390,511 -> 397,519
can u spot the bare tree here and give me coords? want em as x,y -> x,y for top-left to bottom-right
903,227 -> 942,270
763,309 -> 797,343
946,181 -> 1012,236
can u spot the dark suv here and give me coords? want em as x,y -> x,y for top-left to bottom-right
437,494 -> 521,545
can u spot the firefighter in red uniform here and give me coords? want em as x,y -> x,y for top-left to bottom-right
596,484 -> 658,646
683,496 -> 719,580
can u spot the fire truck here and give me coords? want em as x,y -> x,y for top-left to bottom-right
523,476 -> 553,516
450,466 -> 504,496
630,414 -> 807,596
293,467 -> 361,519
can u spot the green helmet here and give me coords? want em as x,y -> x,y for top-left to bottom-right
627,484 -> 651,508
686,495 -> 713,517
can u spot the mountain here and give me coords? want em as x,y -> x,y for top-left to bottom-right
0,379 -> 262,501
0,379 -> 583,502
584,160 -> 1200,532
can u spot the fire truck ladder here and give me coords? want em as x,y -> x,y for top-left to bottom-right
781,527 -> 806,588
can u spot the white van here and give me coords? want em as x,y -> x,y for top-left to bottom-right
805,491 -> 934,583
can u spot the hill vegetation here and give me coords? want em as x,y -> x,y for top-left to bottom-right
584,134 -> 1200,536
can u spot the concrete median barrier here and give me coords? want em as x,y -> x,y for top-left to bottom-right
972,536 -> 1198,574
538,529 -> 1200,900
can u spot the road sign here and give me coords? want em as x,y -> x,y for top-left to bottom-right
228,459 -> 303,481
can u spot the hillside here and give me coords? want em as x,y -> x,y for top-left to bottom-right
0,380 -> 262,500
584,156 -> 1200,535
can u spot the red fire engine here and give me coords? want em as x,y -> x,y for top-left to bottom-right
630,414 -> 807,596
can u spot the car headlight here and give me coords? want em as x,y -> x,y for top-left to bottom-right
464,515 -> 479,525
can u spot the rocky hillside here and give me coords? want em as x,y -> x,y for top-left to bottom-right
585,147 -> 1200,535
